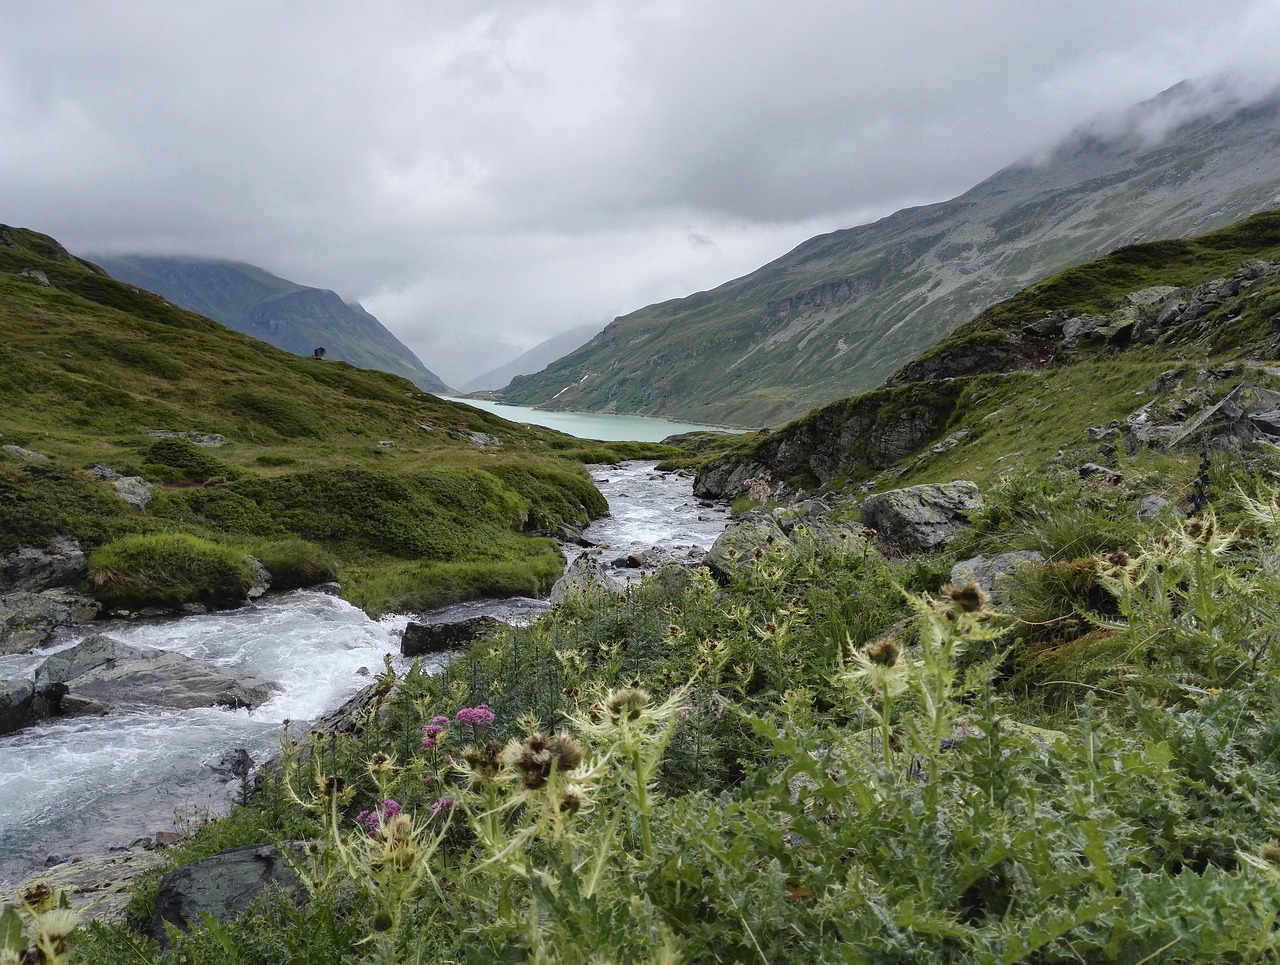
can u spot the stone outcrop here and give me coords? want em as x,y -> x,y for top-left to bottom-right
704,512 -> 795,580
86,464 -> 153,509
401,615 -> 508,657
860,481 -> 982,555
549,552 -> 625,605
30,634 -> 278,719
0,849 -> 169,924
949,551 -> 1044,607
0,588 -> 99,655
152,843 -> 307,947
0,538 -> 86,593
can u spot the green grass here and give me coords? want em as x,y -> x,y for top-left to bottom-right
0,225 -> 706,614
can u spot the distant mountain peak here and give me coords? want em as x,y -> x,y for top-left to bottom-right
94,255 -> 452,394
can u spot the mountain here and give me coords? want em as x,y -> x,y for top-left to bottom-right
460,323 -> 605,394
0,224 -> 674,617
500,81 -> 1280,428
94,255 -> 452,394
692,209 -> 1280,500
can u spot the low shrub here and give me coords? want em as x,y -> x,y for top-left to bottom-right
86,533 -> 255,608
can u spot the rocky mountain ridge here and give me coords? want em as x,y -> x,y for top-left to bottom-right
95,255 -> 451,394
500,82 -> 1280,427
692,210 -> 1280,501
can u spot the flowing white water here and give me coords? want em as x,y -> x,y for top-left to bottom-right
0,462 -> 727,885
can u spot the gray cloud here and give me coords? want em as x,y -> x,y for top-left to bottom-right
3,0 -> 1279,385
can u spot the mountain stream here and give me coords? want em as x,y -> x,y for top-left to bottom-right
0,462 -> 729,886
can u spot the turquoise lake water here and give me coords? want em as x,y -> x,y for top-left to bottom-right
439,396 -> 750,442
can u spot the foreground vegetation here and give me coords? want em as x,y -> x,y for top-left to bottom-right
2,444 -> 1270,962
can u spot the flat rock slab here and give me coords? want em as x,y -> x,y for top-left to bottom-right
0,850 -> 169,923
0,538 -> 86,593
36,634 -> 279,711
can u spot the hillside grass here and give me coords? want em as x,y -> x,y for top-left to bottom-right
0,227 -> 693,614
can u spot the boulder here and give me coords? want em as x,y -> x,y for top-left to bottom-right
860,481 -> 982,555
705,512 -> 796,580
151,843 -> 307,947
35,634 -> 279,713
1169,382 -> 1280,452
549,553 -> 625,605
1,444 -> 49,461
401,615 -> 508,657
0,538 -> 87,592
85,464 -> 153,510
0,588 -> 100,655
949,551 -> 1044,607
0,678 -> 34,735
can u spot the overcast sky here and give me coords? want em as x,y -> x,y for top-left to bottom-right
4,1 -> 1280,387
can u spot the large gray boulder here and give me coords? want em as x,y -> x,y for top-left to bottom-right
0,588 -> 100,655
152,843 -> 306,947
705,512 -> 796,580
549,553 -> 625,605
401,615 -> 508,657
860,481 -> 982,555
85,464 -> 153,510
0,538 -> 86,592
36,634 -> 279,713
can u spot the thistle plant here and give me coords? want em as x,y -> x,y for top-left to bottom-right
0,901 -> 80,965
839,583 -> 1001,782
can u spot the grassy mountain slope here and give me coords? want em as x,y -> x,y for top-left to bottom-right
0,226 -> 675,615
96,255 -> 453,394
693,210 -> 1280,499
501,83 -> 1280,427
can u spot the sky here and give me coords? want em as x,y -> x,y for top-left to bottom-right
4,1 -> 1280,388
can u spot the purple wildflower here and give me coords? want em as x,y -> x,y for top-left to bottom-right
429,796 -> 455,818
455,704 -> 495,729
354,798 -> 403,833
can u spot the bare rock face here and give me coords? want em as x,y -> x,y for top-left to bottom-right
860,481 -> 982,555
950,551 -> 1045,607
34,634 -> 279,714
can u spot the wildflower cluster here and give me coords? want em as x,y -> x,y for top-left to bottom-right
354,797 -> 402,833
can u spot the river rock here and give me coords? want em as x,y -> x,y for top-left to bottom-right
0,588 -> 99,655
0,538 -> 87,592
0,678 -> 34,735
549,553 -> 625,605
401,615 -> 508,657
152,843 -> 307,947
35,634 -> 280,713
860,481 -> 982,555
705,512 -> 796,581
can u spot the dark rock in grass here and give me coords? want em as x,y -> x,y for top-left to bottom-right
401,615 -> 508,657
152,843 -> 307,947
0,538 -> 87,593
35,634 -> 280,713
0,588 -> 100,655
859,481 -> 982,555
